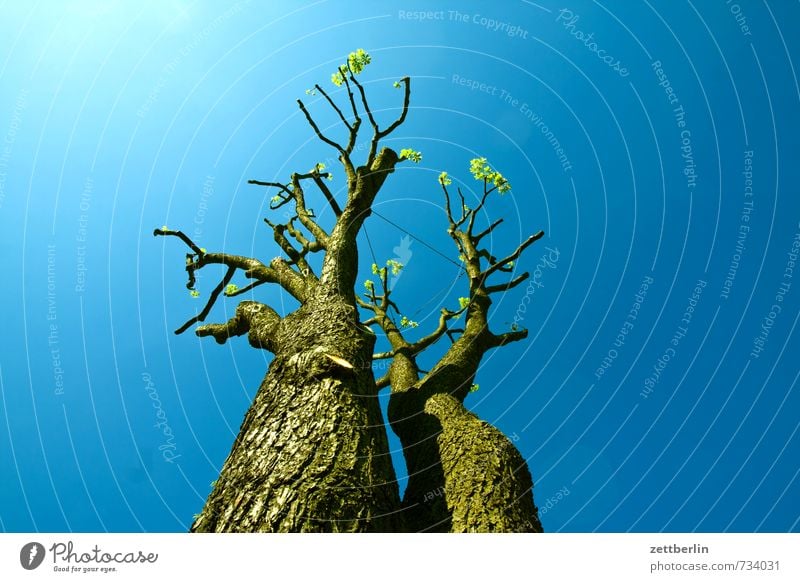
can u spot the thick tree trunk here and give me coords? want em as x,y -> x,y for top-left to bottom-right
191,294 -> 402,532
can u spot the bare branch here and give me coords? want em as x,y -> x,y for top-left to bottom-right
473,218 -> 504,243
349,68 -> 379,135
442,183 -> 456,228
491,328 -> 529,348
349,73 -> 410,167
225,279 -> 266,298
442,184 -> 468,231
338,74 -> 363,155
446,327 -> 465,343
245,180 -> 295,211
289,173 -> 330,246
285,218 -> 325,268
156,228 -> 309,303
482,231 -> 545,278
175,266 -> 236,335
477,248 -> 499,266
154,228 -> 203,255
249,176 -> 330,248
296,97 -> 357,183
267,257 -> 309,297
456,188 -> 468,223
409,307 -> 466,356
345,63 -> 379,165
379,76 -> 411,138
314,83 -> 352,131
356,296 -> 378,313
485,272 -> 530,294
467,182 -> 494,235
310,174 -> 342,217
297,98 -> 346,154
265,218 -> 306,269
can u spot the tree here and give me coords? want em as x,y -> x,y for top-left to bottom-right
156,50 -> 544,532
361,165 -> 544,532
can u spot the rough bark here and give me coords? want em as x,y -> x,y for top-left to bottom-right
191,293 -> 401,532
187,147 -> 405,532
426,393 -> 539,532
387,344 -> 542,533
368,303 -> 542,532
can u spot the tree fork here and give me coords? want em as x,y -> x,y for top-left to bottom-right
362,163 -> 545,532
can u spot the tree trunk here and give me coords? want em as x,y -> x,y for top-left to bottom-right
426,393 -> 541,532
387,326 -> 542,533
191,294 -> 402,532
390,390 -> 541,533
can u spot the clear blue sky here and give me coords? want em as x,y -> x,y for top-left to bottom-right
1,0 -> 798,532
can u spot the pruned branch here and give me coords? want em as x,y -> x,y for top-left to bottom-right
196,300 -> 281,352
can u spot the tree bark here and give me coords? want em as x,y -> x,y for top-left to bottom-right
191,294 -> 402,532
387,327 -> 543,533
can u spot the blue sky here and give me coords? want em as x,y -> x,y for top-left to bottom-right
0,0 -> 798,532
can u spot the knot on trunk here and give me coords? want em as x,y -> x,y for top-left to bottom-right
284,346 -> 357,381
